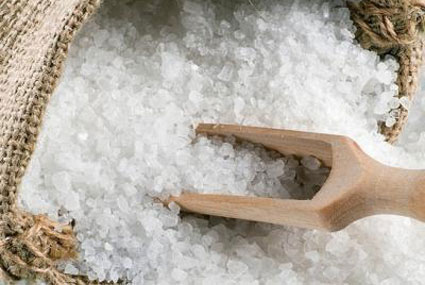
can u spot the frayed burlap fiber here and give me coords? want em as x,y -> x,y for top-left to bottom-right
348,0 -> 425,143
0,0 -> 102,284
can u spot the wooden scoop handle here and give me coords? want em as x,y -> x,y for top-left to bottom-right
359,163 -> 425,222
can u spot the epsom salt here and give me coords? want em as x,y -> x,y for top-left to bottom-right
18,0 -> 425,283
187,136 -> 329,198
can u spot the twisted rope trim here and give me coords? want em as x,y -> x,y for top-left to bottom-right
348,0 -> 425,143
0,213 -> 118,284
0,0 -> 103,284
0,214 -> 78,284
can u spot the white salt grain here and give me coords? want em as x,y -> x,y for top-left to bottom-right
65,191 -> 80,212
171,268 -> 188,281
104,242 -> 113,251
227,259 -> 249,276
399,96 -> 410,110
266,160 -> 285,178
301,155 -> 321,170
123,257 -> 133,269
385,116 -> 397,128
168,201 -> 180,214
217,63 -> 234,81
388,97 -> 401,109
234,97 -> 245,117
64,264 -> 79,275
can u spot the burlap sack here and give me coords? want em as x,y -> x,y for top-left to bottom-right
0,0 -> 423,284
0,1 -> 102,283
348,0 -> 425,143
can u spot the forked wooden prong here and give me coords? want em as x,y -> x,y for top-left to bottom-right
168,194 -> 332,230
166,124 -> 425,232
196,123 -> 336,166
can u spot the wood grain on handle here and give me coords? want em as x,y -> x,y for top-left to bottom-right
167,124 -> 425,231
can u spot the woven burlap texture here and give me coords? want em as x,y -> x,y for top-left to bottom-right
348,0 -> 425,143
0,0 -> 424,284
0,0 -> 102,284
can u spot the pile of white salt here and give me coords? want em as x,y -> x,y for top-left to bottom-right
19,0 -> 425,283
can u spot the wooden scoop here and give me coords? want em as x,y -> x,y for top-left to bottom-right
168,124 -> 425,231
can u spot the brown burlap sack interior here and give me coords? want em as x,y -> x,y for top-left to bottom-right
0,1 -> 101,283
0,0 -> 424,284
